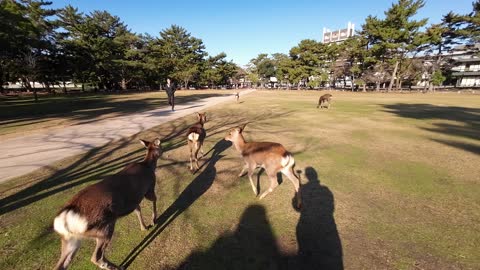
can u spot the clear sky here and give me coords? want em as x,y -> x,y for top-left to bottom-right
50,0 -> 474,66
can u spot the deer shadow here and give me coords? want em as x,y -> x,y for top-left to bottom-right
120,139 -> 231,268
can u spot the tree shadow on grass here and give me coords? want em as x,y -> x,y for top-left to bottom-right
0,93 -> 225,130
382,103 -> 480,152
0,121 -> 191,216
120,139 -> 231,268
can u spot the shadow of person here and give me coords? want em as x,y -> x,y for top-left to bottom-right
296,167 -> 343,270
120,139 -> 231,268
178,204 -> 289,270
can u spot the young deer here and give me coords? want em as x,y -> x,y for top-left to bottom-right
53,138 -> 162,270
224,125 -> 302,208
317,93 -> 332,109
186,112 -> 207,171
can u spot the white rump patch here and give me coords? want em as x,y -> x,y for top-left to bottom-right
54,210 -> 88,237
281,155 -> 294,168
188,133 -> 200,141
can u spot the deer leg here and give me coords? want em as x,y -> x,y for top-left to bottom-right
238,163 -> 248,177
282,167 -> 302,209
259,172 -> 279,200
91,226 -> 121,270
194,141 -> 201,170
134,206 -> 148,231
199,142 -> 205,158
54,237 -> 81,270
188,141 -> 194,171
145,189 -> 157,225
247,163 -> 258,195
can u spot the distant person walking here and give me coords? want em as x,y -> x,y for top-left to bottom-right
165,78 -> 176,111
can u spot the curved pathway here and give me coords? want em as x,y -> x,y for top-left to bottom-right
0,89 -> 254,183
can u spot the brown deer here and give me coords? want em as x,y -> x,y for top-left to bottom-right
52,138 -> 162,270
317,93 -> 332,109
224,125 -> 302,209
187,112 -> 207,172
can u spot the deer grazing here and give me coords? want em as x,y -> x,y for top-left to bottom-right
187,112 -> 207,172
52,138 -> 162,270
317,93 -> 332,109
224,125 -> 302,209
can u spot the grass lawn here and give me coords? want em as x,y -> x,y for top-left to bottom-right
0,90 -> 479,269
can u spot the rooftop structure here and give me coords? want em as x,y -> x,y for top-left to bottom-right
322,22 -> 355,44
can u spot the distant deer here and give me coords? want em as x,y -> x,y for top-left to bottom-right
235,92 -> 240,103
53,138 -> 162,270
317,93 -> 332,109
187,112 -> 207,172
224,125 -> 302,209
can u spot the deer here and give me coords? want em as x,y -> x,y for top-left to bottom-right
224,124 -> 302,209
52,138 -> 162,270
317,93 -> 332,109
186,112 -> 207,172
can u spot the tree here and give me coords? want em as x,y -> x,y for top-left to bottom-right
156,25 -> 206,89
361,0 -> 428,91
248,53 -> 276,87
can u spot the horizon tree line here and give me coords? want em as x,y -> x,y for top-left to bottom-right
1,0 -> 479,102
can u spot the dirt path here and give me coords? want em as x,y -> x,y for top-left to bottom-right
0,89 -> 254,183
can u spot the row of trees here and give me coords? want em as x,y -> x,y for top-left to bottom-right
247,0 -> 479,91
0,0 -> 240,100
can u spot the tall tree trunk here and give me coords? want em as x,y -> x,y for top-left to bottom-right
62,80 -> 67,95
376,82 -> 380,91
297,81 -> 301,90
351,74 -> 355,91
388,61 -> 399,92
363,84 -> 366,92
121,78 -> 127,90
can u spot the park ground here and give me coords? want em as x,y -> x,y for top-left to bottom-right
0,90 -> 479,269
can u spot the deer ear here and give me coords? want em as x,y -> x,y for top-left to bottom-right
153,138 -> 161,147
139,139 -> 150,148
239,123 -> 247,133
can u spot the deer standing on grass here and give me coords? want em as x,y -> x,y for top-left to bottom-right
224,125 -> 302,209
187,112 -> 207,172
52,138 -> 162,270
317,93 -> 332,109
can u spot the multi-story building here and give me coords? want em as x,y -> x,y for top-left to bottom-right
450,44 -> 480,87
322,22 -> 355,44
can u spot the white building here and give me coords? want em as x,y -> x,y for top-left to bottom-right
322,22 -> 355,44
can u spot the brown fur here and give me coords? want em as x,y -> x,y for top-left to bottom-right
225,125 -> 302,208
317,93 -> 333,109
186,113 -> 207,172
53,138 -> 162,270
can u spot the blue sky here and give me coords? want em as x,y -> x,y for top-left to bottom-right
50,0 -> 474,66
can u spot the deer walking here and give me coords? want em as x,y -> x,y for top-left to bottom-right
52,138 -> 162,270
224,125 -> 302,209
317,93 -> 332,109
187,112 -> 207,172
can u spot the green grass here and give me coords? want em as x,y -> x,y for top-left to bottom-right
0,90 -> 479,269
